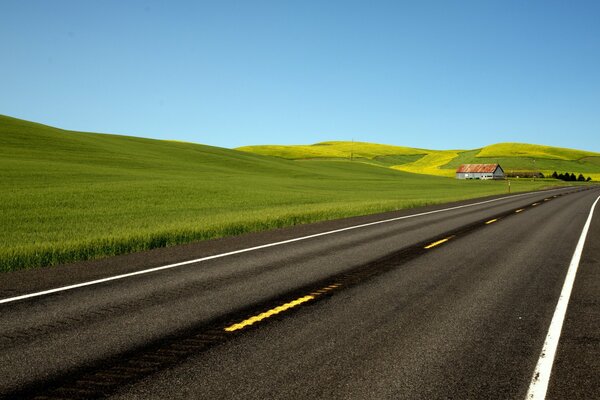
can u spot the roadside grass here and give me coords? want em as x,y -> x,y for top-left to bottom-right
0,115 -> 570,272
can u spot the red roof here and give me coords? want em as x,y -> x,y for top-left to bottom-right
456,164 -> 501,173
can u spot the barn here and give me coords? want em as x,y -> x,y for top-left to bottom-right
456,164 -> 505,180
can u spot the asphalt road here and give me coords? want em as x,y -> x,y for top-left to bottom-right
1,186 -> 598,399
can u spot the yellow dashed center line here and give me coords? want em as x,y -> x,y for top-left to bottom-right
424,236 -> 454,249
515,209 -> 524,213
224,283 -> 343,332
485,219 -> 498,224
224,295 -> 315,332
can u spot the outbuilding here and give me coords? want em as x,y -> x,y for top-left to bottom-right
456,164 -> 504,180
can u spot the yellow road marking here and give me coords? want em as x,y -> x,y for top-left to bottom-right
224,282 -> 343,332
225,295 -> 315,332
485,219 -> 498,224
515,209 -> 524,213
424,236 -> 454,249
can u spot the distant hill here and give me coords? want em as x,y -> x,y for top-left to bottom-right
236,141 -> 428,160
238,141 -> 600,180
2,115 -> 562,271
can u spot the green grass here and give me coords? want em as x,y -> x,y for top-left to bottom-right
0,115 -> 572,272
370,154 -> 425,167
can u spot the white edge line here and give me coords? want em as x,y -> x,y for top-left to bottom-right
525,194 -> 600,400
0,188 -> 573,305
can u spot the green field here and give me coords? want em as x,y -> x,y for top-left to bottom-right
240,141 -> 600,180
0,115 -> 574,272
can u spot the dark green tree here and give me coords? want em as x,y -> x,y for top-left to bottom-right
552,171 -> 558,179
578,173 -> 585,181
565,173 -> 573,181
558,173 -> 565,180
587,177 -> 592,182
570,173 -> 577,181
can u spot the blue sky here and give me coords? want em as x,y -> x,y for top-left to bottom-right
2,0 -> 600,151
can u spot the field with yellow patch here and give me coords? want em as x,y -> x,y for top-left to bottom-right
392,151 -> 460,177
238,141 -> 600,180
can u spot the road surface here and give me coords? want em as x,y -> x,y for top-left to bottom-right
1,186 -> 598,399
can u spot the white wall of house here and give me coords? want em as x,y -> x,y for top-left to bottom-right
456,170 -> 504,180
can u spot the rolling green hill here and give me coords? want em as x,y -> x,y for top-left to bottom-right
239,141 -> 600,180
0,115 -> 566,272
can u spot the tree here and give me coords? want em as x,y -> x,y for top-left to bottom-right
552,171 -> 558,179
578,173 -> 585,181
558,173 -> 565,180
587,177 -> 592,182
570,173 -> 577,181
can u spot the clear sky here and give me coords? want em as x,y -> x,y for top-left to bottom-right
2,0 -> 600,151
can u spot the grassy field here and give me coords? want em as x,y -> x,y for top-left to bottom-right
240,141 -> 600,180
0,115 -> 571,272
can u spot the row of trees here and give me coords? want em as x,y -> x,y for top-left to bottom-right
551,171 -> 592,182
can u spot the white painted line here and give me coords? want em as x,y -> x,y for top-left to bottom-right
526,194 -> 600,400
0,188 -> 571,305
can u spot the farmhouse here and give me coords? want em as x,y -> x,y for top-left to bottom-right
456,164 -> 505,180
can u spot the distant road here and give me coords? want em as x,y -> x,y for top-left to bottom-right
1,186 -> 598,399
